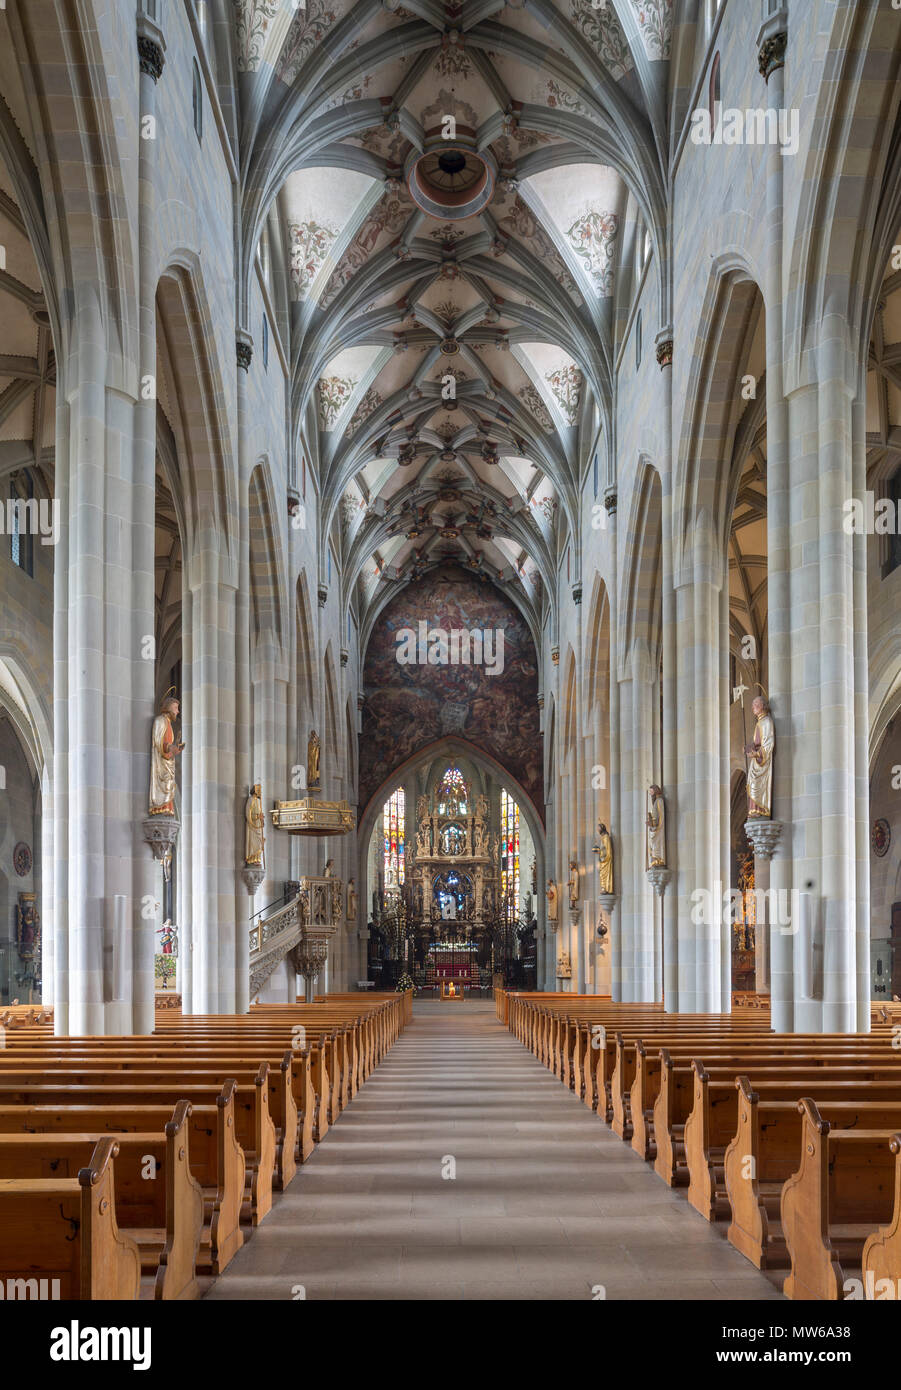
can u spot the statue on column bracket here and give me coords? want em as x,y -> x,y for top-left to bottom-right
149,690 -> 184,816
347,877 -> 357,920
594,822 -> 614,894
546,878 -> 558,921
745,695 -> 775,819
244,783 -> 265,867
646,785 -> 666,868
307,730 -> 321,790
567,858 -> 579,909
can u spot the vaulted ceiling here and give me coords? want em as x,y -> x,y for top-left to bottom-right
238,0 -> 674,642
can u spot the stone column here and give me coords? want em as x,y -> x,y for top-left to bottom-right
132,14 -> 165,1036
605,486 -> 622,999
757,12 -> 793,1032
657,330 -> 678,1010
618,658 -> 657,1000
233,332 -> 253,1014
673,519 -> 727,1013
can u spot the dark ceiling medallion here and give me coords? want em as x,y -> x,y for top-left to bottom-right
440,337 -> 460,355
406,133 -> 497,220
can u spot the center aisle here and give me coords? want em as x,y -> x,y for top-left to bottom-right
205,1000 -> 782,1301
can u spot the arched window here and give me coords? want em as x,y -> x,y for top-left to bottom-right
9,472 -> 34,578
383,788 -> 405,891
192,60 -> 203,142
635,309 -> 643,369
886,468 -> 901,578
500,789 -> 520,918
437,766 -> 467,816
643,227 -> 652,266
262,314 -> 269,370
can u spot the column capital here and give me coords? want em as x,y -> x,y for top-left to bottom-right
236,332 -> 253,372
756,12 -> 788,82
137,35 -> 165,82
655,325 -> 674,369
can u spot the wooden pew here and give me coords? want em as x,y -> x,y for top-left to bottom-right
782,1098 -> 901,1300
862,1132 -> 901,1297
0,1136 -> 141,1299
0,1101 -> 202,1299
0,1089 -> 244,1275
0,1069 -> 275,1227
725,1080 -> 901,1271
684,1058 -> 901,1220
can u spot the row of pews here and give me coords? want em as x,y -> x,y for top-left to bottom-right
0,991 -> 408,1300
499,990 -> 901,1300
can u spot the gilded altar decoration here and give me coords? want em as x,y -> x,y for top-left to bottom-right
15,892 -> 39,962
407,766 -> 501,931
245,783 -> 265,866
646,784 -> 666,868
149,690 -> 184,816
594,823 -> 614,894
745,696 -> 774,819
307,730 -> 321,789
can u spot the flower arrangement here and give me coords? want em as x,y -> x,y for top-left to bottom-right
395,973 -> 415,993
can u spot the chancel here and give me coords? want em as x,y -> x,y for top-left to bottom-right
1,0 -> 901,1321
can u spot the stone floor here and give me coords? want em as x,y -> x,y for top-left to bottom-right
205,1000 -> 784,1301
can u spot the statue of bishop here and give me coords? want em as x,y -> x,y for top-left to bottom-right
745,696 -> 775,819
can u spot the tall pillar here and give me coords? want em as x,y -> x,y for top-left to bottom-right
673,519 -> 727,1013
758,12 -> 793,1031
657,330 -> 678,1010
605,485 -> 622,999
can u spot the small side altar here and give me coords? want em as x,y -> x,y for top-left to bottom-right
439,980 -> 464,1001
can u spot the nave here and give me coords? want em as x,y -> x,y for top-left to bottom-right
206,1001 -> 779,1302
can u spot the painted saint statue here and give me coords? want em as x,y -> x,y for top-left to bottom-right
546,878 -> 558,921
245,783 -> 265,867
149,693 -> 184,816
347,878 -> 357,920
745,696 -> 775,819
595,823 -> 614,894
646,785 -> 666,869
567,859 -> 579,908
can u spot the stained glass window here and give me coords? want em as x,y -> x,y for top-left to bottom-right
500,789 -> 520,918
437,766 -> 467,816
383,787 -> 405,891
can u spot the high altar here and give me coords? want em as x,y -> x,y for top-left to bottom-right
410,773 -> 500,930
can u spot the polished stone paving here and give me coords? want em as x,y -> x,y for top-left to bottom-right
205,1000 -> 783,1301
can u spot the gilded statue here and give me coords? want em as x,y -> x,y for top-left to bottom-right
244,783 -> 265,867
594,823 -> 614,894
745,696 -> 775,818
307,730 -> 321,789
149,691 -> 184,816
